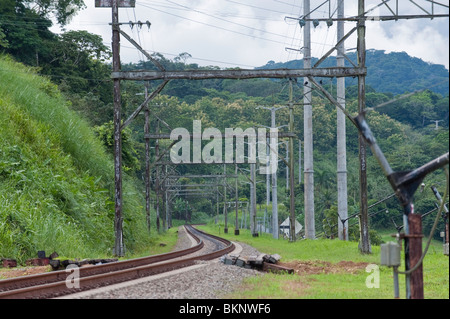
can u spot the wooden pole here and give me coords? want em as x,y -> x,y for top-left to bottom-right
155,119 -> 160,232
112,0 -> 124,257
144,83 -> 151,232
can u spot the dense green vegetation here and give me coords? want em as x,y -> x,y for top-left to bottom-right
0,55 -> 160,263
0,0 -> 448,271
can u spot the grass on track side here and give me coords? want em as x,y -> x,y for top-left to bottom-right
198,224 -> 449,299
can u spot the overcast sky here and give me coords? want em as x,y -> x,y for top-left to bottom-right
56,0 -> 449,69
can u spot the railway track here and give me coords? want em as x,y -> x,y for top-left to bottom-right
0,225 -> 235,299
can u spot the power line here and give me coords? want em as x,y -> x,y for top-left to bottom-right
164,0 -> 290,39
136,2 -> 289,46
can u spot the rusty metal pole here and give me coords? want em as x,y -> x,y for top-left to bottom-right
408,212 -> 424,299
112,0 -> 124,257
357,0 -> 371,254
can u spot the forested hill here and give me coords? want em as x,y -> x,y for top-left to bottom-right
257,49 -> 449,97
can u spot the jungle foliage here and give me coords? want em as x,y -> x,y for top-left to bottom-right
0,2 -> 448,261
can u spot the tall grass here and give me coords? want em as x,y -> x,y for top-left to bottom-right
0,55 -> 154,263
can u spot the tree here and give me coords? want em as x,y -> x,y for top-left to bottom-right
0,27 -> 8,48
43,30 -> 111,94
93,121 -> 141,174
23,0 -> 86,26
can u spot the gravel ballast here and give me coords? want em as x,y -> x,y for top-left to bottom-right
66,227 -> 265,299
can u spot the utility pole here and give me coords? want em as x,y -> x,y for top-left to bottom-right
271,113 -> 278,239
303,0 -> 315,239
256,105 -> 287,239
286,142 -> 289,190
250,162 -> 258,237
266,139 -> 270,233
216,185 -> 219,224
155,119 -> 160,233
112,0 -> 124,257
235,164 -> 240,235
357,0 -> 371,254
223,164 -> 228,233
165,165 -> 169,229
144,83 -> 151,232
298,140 -> 302,185
337,0 -> 348,241
288,80 -> 296,242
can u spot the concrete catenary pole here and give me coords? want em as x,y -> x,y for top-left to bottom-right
357,0 -> 371,253
235,163 -> 240,235
223,164 -> 228,233
271,108 -> 279,239
303,0 -> 315,239
288,80 -> 296,242
336,0 -> 349,241
251,162 -> 258,236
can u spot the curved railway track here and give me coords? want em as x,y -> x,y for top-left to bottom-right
0,225 -> 235,299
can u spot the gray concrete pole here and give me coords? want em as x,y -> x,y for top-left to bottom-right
303,0 -> 315,239
358,0 -> 371,254
288,81 -> 296,242
337,0 -> 348,241
271,109 -> 279,239
223,164 -> 228,233
251,163 -> 258,236
299,140 -> 302,185
235,164 -> 240,235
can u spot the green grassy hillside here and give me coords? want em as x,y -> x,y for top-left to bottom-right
0,55 -> 154,263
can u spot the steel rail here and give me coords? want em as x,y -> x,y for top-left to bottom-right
0,225 -> 203,293
0,225 -> 234,299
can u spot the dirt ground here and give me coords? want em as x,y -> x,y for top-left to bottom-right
0,266 -> 51,279
0,260 -> 369,281
279,260 -> 369,275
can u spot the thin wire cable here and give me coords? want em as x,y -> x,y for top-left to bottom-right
165,0 -> 289,39
137,2 -> 288,46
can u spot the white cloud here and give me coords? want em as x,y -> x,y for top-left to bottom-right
54,0 -> 448,70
